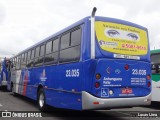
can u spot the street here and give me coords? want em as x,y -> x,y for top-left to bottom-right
0,89 -> 159,120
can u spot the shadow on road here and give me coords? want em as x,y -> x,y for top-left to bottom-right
6,92 -> 126,120
0,86 -> 8,92
146,102 -> 160,110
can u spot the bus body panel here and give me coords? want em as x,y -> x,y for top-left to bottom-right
12,62 -> 83,110
45,62 -> 83,110
91,59 -> 151,98
151,74 -> 160,101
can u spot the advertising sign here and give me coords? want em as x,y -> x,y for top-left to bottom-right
95,21 -> 148,55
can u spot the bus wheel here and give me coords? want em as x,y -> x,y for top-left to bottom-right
38,88 -> 47,111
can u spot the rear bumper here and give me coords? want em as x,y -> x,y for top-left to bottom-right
82,91 -> 151,110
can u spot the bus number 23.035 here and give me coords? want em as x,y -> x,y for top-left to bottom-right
132,69 -> 146,75
66,69 -> 80,77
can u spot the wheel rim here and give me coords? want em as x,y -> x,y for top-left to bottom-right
39,93 -> 44,108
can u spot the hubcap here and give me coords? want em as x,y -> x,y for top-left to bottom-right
39,93 -> 44,108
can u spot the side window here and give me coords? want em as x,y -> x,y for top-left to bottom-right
21,54 -> 24,62
59,26 -> 81,63
46,41 -> 52,54
27,51 -> 31,61
21,53 -> 26,69
25,52 -> 27,62
71,28 -> 81,46
59,46 -> 80,63
15,57 -> 18,69
40,44 -> 45,56
53,38 -> 59,52
151,53 -> 160,74
31,49 -> 35,59
35,47 -> 40,58
13,57 -> 17,70
44,38 -> 59,65
16,55 -> 21,70
27,49 -> 34,68
60,33 -> 70,49
34,44 -> 45,67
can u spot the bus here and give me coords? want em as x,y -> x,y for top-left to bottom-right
0,58 -> 11,90
10,8 -> 151,111
151,49 -> 160,102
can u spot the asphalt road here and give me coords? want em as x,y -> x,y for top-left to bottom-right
0,89 -> 159,120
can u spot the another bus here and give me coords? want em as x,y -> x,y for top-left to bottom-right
151,49 -> 160,102
0,58 -> 12,90
10,8 -> 151,111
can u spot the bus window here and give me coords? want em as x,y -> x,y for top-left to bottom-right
40,44 -> 45,56
27,51 -> 31,60
60,33 -> 70,50
71,28 -> 81,46
34,45 -> 45,66
45,39 -> 59,65
27,49 -> 35,68
59,27 -> 81,63
59,45 -> 80,63
45,52 -> 58,65
31,49 -> 35,59
21,53 -> 25,69
16,55 -> 21,69
46,41 -> 52,54
151,53 -> 160,74
34,47 -> 40,67
53,38 -> 59,52
35,46 -> 40,58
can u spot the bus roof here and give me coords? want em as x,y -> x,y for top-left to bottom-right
15,16 -> 148,57
151,49 -> 160,54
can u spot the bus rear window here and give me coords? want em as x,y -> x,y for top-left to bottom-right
151,54 -> 160,63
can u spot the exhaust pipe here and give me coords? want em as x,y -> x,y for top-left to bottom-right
90,7 -> 97,59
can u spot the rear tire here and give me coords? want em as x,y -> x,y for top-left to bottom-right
38,88 -> 47,111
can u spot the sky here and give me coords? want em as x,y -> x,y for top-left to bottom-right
0,0 -> 159,58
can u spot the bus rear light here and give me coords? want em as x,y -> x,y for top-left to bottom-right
124,64 -> 129,70
147,75 -> 151,80
95,82 -> 100,88
93,102 -> 99,104
93,102 -> 104,105
95,73 -> 101,80
148,82 -> 151,87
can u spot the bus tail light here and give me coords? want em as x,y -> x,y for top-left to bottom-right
147,75 -> 151,80
124,64 -> 129,70
93,102 -> 99,105
95,73 -> 101,80
95,82 -> 100,88
148,82 -> 151,87
93,102 -> 104,105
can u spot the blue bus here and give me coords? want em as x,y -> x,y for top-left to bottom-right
0,58 -> 11,90
9,8 -> 151,111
